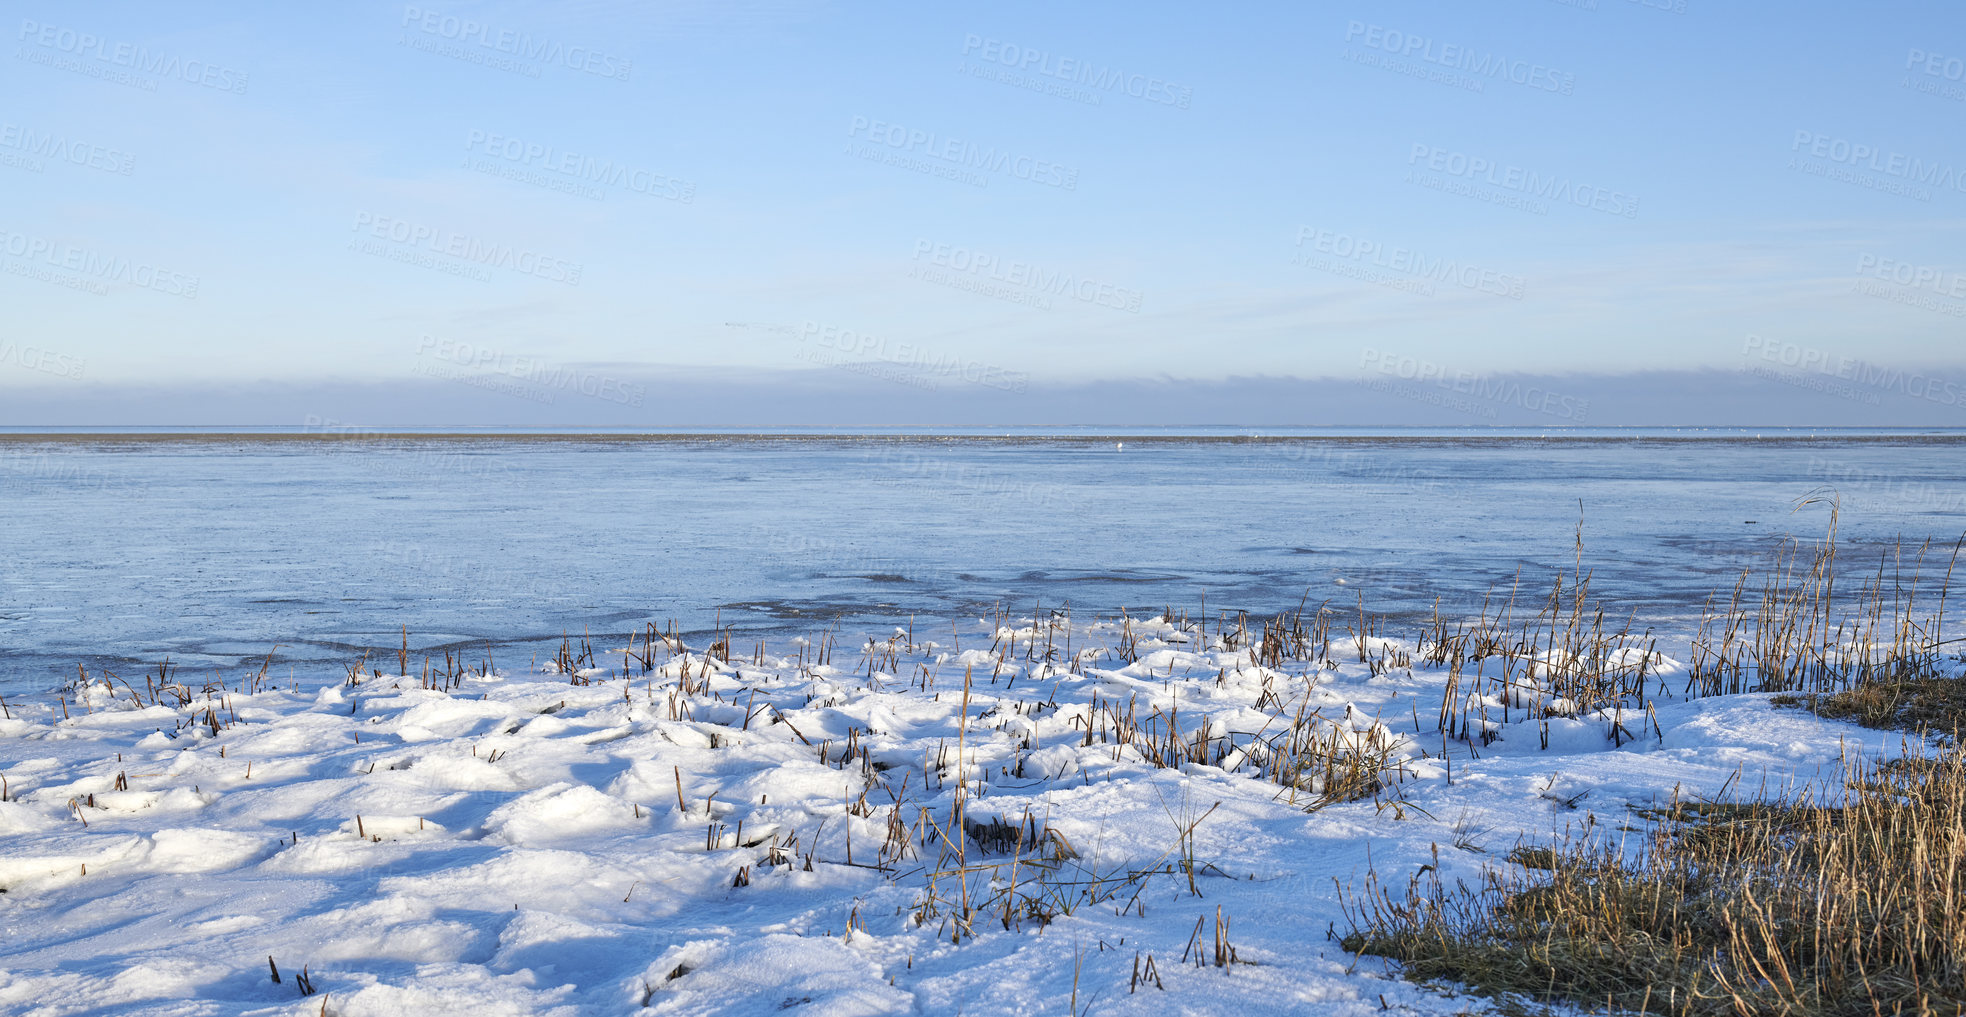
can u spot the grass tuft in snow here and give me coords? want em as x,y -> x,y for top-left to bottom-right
1773,674 -> 1966,736
1340,739 -> 1966,1016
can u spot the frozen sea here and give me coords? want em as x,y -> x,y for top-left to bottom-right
2,426 -> 1962,698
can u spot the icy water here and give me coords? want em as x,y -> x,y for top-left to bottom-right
2,428 -> 1963,697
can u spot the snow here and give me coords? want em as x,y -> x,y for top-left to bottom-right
0,618 -> 1944,1016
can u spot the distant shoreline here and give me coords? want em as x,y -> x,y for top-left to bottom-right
2,425 -> 1964,444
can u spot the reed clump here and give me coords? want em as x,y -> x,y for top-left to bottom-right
1341,741 -> 1966,1016
1683,502 -> 1960,700
1774,675 -> 1966,735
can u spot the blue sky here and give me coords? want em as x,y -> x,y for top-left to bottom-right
3,0 -> 1964,424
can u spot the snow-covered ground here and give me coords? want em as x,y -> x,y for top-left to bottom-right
0,616 -> 1936,1016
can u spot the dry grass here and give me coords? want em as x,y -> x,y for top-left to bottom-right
1341,742 -> 1966,1016
1390,499 -> 1964,761
1773,675 -> 1966,735
1682,503 -> 1960,700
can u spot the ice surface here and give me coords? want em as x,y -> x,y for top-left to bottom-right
3,433 -> 1962,697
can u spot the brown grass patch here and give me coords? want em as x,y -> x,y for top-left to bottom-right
1774,674 -> 1966,735
1341,743 -> 1966,1015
